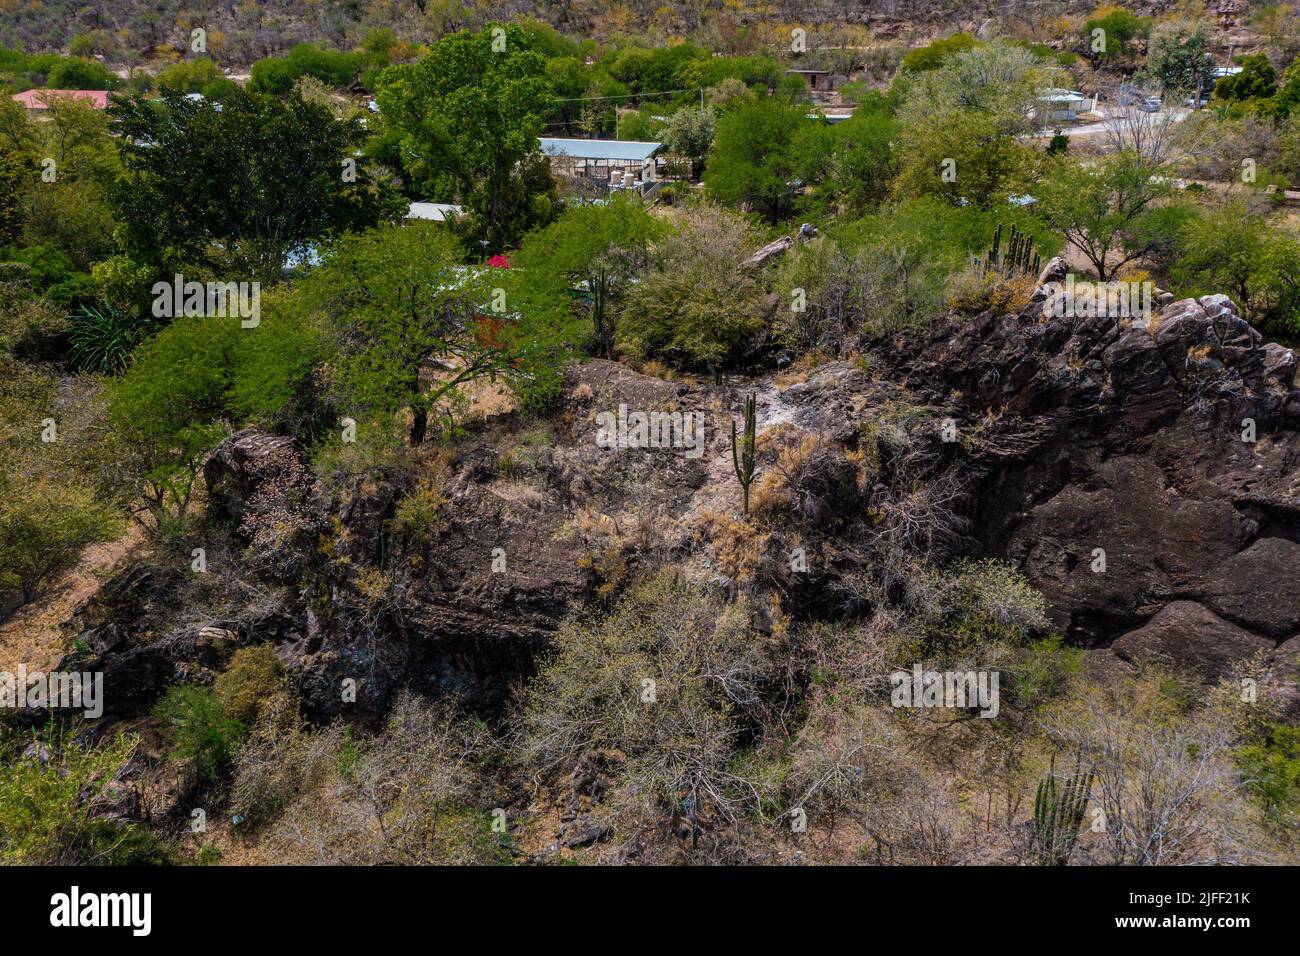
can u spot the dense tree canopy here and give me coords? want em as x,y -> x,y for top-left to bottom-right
110,89 -> 402,281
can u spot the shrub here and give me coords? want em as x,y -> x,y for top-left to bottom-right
0,729 -> 168,865
214,645 -> 285,726
236,692 -> 509,864
0,474 -> 122,604
43,57 -> 121,90
1237,723 -> 1300,833
1040,671 -> 1256,865
67,302 -> 159,373
618,206 -> 768,367
154,685 -> 246,783
519,571 -> 776,855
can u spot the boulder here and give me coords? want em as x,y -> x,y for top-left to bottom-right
204,429 -> 305,525
1110,601 -> 1272,678
1202,537 -> 1300,638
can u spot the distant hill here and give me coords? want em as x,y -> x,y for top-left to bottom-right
0,0 -> 1221,65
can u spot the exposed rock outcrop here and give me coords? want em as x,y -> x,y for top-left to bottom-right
65,279 -> 1300,726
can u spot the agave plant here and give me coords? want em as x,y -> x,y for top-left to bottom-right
67,302 -> 158,374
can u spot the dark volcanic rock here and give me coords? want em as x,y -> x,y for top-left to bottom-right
1110,601 -> 1273,678
1201,537 -> 1300,639
888,289 -> 1300,665
204,429 -> 303,526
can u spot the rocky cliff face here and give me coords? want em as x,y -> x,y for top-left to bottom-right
61,263 -> 1300,724
889,260 -> 1299,688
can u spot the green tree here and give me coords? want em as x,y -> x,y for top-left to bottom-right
1171,200 -> 1265,312
108,314 -> 236,529
661,105 -> 716,179
1172,200 -> 1300,335
1037,151 -> 1173,280
900,33 -> 978,73
43,57 -> 120,90
1083,5 -> 1150,65
619,205 -> 767,366
826,111 -> 899,214
515,196 -> 662,358
1215,53 -> 1278,103
376,24 -> 558,251
307,222 -> 576,445
1148,20 -> 1216,100
156,57 -> 224,95
895,109 -> 1037,208
110,89 -> 401,281
704,99 -> 805,225
893,41 -> 1041,208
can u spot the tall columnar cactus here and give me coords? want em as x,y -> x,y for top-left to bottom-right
1032,751 -> 1094,866
982,222 -> 1041,277
731,392 -> 757,515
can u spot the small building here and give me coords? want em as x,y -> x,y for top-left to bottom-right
785,68 -> 833,94
406,202 -> 463,223
11,89 -> 110,110
1037,88 -> 1095,122
538,138 -> 663,193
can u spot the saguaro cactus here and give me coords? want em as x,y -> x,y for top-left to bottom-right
731,392 -> 757,514
1032,751 -> 1094,866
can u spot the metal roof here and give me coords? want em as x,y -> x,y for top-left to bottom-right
539,138 -> 662,162
407,202 -> 463,222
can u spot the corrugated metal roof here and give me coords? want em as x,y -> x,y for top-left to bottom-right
539,138 -> 662,161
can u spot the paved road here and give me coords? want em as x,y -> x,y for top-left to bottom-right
1034,106 -> 1192,139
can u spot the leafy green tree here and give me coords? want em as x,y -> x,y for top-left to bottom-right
515,196 -> 662,358
1037,151 -> 1173,280
1215,53 -> 1278,103
1083,5 -> 1150,65
376,24 -> 558,251
156,57 -> 225,95
895,109 -> 1037,208
893,41 -> 1041,208
307,222 -> 576,445
1148,20 -> 1216,100
900,33 -> 978,73
1171,200 -> 1265,311
108,314 -> 236,529
43,57 -> 120,90
110,89 -> 402,281
1173,200 -> 1300,335
661,105 -> 716,179
704,99 -> 805,225
248,43 -> 366,94
818,111 -> 899,214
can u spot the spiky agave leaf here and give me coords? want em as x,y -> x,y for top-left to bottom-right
67,302 -> 159,374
